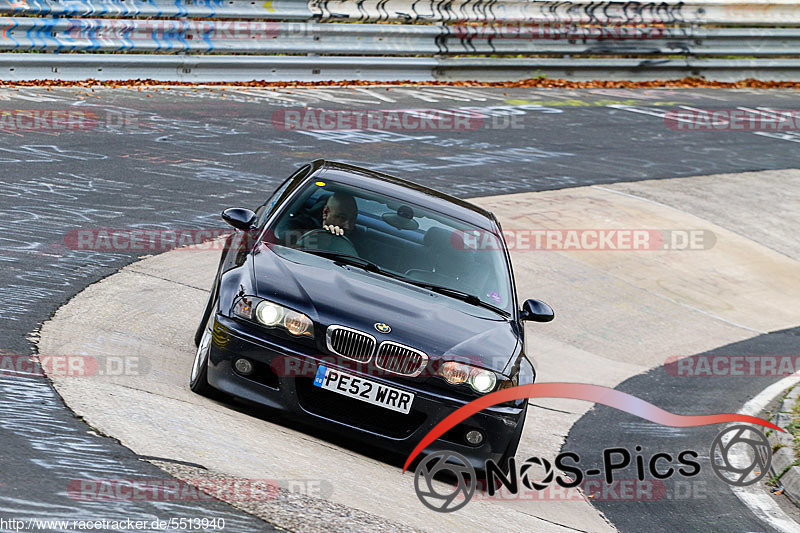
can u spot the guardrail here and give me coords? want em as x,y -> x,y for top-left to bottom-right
3,19 -> 798,57
4,0 -> 799,24
5,53 -> 800,82
311,0 -> 800,25
1,0 -> 799,82
0,0 -> 313,19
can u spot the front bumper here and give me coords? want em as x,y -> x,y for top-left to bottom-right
205,314 -> 526,469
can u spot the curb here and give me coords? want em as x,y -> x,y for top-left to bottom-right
767,386 -> 800,506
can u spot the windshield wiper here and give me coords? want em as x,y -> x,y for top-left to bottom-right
298,248 -> 509,317
399,279 -> 510,317
297,249 -> 386,274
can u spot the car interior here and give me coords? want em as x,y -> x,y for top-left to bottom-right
269,185 -> 510,309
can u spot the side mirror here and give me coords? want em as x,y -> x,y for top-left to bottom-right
222,208 -> 257,231
520,299 -> 555,322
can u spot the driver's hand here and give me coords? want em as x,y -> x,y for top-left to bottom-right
323,224 -> 345,236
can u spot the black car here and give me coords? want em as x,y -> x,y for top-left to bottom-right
190,160 -> 554,469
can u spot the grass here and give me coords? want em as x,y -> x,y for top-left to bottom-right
791,393 -> 800,461
764,386 -> 800,486
767,461 -> 800,487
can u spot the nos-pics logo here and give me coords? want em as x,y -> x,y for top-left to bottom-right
414,425 -> 771,512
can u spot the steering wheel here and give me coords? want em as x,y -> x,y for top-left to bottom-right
295,228 -> 358,256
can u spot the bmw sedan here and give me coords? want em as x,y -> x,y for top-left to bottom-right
190,159 -> 554,469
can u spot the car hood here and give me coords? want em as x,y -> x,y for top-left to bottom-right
251,246 -> 517,374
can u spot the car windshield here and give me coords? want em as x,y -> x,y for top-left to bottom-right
265,178 -> 513,314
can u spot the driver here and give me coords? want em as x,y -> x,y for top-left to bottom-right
320,192 -> 357,236
289,192 -> 358,249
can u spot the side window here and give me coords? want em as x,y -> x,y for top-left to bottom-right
257,165 -> 311,227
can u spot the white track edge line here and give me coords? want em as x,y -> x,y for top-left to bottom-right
731,375 -> 800,533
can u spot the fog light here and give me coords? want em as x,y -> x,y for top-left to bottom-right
234,358 -> 254,376
465,430 -> 484,445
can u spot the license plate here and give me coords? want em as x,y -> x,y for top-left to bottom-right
313,365 -> 414,414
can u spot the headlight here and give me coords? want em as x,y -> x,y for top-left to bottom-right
438,361 -> 498,394
470,369 -> 497,393
233,296 -> 313,337
255,301 -> 284,326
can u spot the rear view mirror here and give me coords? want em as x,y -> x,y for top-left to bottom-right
520,299 -> 555,322
222,208 -> 257,231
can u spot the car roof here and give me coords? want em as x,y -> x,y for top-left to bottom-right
309,160 -> 499,232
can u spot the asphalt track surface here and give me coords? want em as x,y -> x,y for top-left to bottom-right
567,328 -> 800,532
2,85 -> 799,531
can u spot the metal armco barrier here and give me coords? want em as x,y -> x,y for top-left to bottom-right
2,19 -> 799,57
311,0 -> 800,25
3,54 -> 800,82
0,0 -> 313,19
3,0 -> 798,24
1,0 -> 799,81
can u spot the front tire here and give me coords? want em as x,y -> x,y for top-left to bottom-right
477,403 -> 528,493
194,282 -> 218,347
190,311 -> 216,397
499,403 -> 528,472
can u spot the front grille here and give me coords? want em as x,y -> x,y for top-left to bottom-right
326,326 -> 376,363
375,342 -> 428,377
